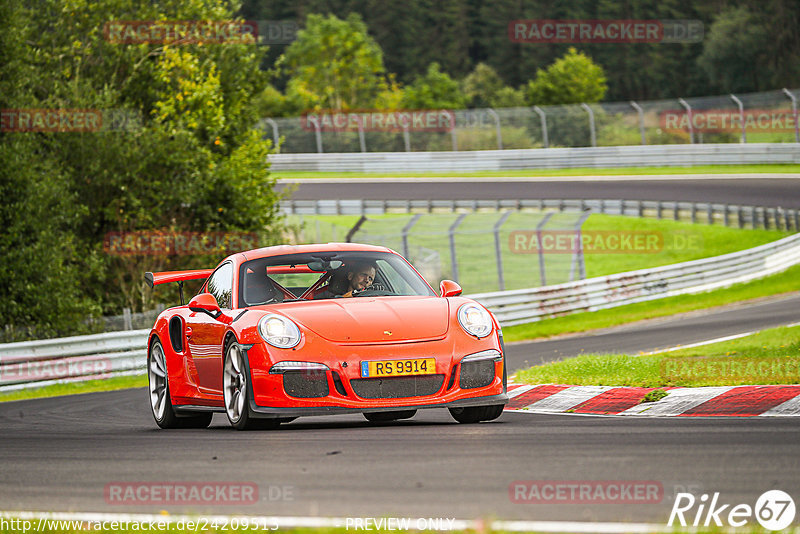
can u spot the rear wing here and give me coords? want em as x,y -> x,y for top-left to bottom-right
144,269 -> 214,305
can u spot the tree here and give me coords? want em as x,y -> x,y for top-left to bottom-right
698,6 -> 773,93
462,63 -> 505,108
526,47 -> 608,105
1,0 -> 285,337
401,62 -> 466,110
280,13 -> 389,110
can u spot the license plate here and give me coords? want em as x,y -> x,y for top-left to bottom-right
360,358 -> 436,378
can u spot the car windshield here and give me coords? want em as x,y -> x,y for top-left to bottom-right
238,251 -> 436,306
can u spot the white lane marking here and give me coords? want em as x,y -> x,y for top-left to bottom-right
277,173 -> 800,184
639,332 -> 755,355
618,386 -> 735,416
639,321 -> 800,355
519,386 -> 614,413
760,393 -> 800,416
0,510 -> 687,533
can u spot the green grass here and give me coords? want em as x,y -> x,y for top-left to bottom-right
513,324 -> 800,387
273,163 -> 800,180
577,215 -> 787,277
503,263 -> 800,343
0,374 -> 147,403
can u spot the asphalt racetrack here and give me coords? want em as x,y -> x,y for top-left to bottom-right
2,295 -> 799,524
278,175 -> 800,208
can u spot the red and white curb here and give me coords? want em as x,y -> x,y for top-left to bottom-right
505,384 -> 800,417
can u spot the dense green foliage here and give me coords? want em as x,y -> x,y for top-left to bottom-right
0,0 -> 284,340
243,0 -> 800,108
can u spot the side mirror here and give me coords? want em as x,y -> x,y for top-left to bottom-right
439,280 -> 462,297
188,293 -> 222,319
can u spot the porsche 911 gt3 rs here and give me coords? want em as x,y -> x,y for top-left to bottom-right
145,243 -> 508,430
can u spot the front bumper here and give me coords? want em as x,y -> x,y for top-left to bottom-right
248,392 -> 509,418
243,336 -> 507,418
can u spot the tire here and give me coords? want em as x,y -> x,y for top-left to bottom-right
363,410 -> 417,422
449,404 -> 505,424
148,338 -> 212,429
223,340 -> 280,431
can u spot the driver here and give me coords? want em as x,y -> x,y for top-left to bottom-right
315,261 -> 377,299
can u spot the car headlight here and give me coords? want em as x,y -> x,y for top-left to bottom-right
258,314 -> 301,348
457,303 -> 493,338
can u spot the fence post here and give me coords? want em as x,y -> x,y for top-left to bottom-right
448,213 -> 468,283
730,94 -> 746,143
345,216 -> 367,242
570,210 -> 592,281
678,98 -> 694,144
264,118 -> 280,151
306,116 -> 323,153
443,111 -> 458,151
782,88 -> 800,143
536,212 -> 554,286
401,214 -> 422,259
533,106 -> 548,148
403,124 -> 411,152
629,101 -> 646,145
487,108 -> 503,150
493,212 -> 512,291
581,103 -> 597,147
123,308 -> 133,330
357,114 -> 367,153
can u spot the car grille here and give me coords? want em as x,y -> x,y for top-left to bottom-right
351,374 -> 445,399
459,360 -> 495,389
283,370 -> 330,398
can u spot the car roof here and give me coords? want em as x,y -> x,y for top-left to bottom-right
232,242 -> 396,262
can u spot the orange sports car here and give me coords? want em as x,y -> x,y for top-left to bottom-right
145,243 -> 508,430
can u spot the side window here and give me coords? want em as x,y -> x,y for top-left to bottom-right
376,259 -> 414,295
206,262 -> 233,309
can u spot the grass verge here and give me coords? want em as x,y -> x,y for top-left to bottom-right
513,324 -> 800,388
0,374 -> 147,403
274,163 -> 800,180
502,263 -> 800,343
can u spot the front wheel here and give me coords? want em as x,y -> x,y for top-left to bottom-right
148,339 -> 211,429
449,404 -> 504,424
223,340 -> 280,430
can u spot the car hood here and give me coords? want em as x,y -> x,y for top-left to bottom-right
278,297 -> 450,343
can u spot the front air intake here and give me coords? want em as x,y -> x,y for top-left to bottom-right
351,375 -> 445,399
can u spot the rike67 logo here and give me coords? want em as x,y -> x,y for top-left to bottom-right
669,490 -> 796,530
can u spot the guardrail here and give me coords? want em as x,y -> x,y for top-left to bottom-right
471,232 -> 800,326
269,143 -> 800,172
0,330 -> 148,392
281,198 -> 800,231
2,229 -> 799,391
